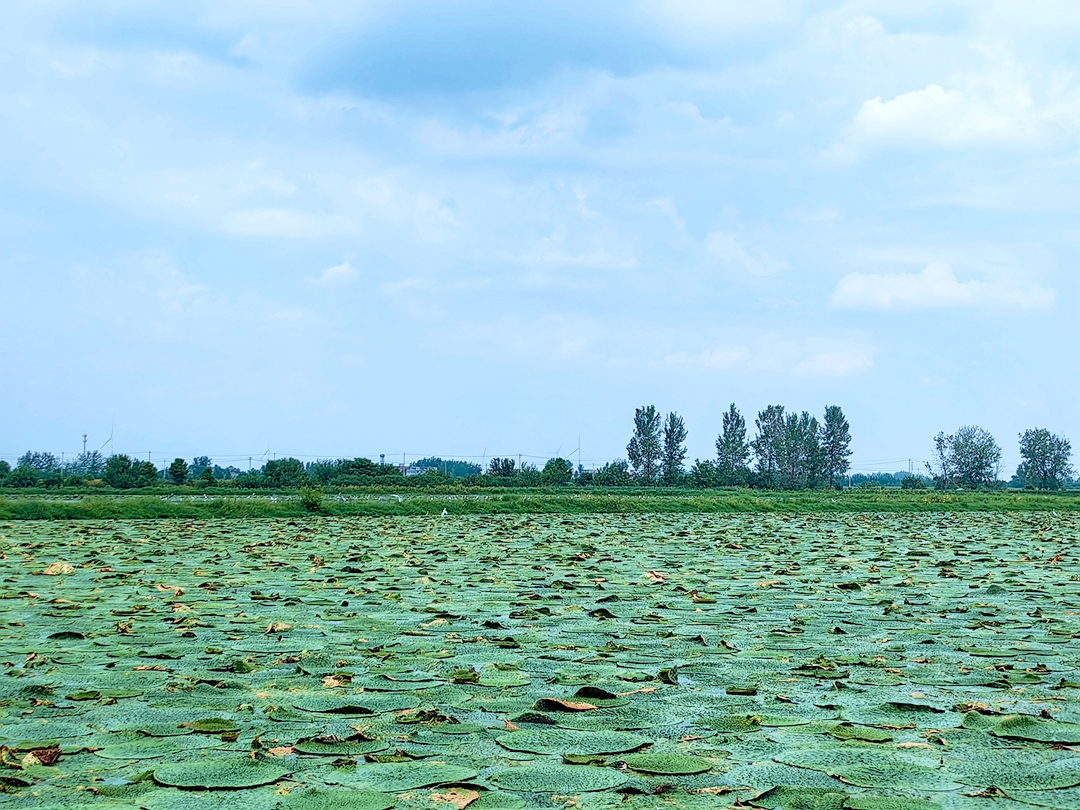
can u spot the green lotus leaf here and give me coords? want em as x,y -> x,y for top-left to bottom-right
489,763 -> 628,793
842,796 -> 941,810
94,735 -> 221,759
750,786 -> 847,810
294,738 -> 389,756
619,752 -> 713,775
496,728 -> 650,756
153,756 -> 292,789
827,724 -> 892,743
278,788 -> 396,810
341,761 -> 479,791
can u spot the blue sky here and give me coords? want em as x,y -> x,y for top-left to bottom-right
3,1 -> 1077,475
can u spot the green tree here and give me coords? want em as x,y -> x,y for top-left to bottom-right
103,455 -> 159,488
751,405 -> 785,488
715,403 -> 750,485
776,411 -> 821,489
688,459 -> 718,488
18,451 -> 59,474
1017,428 -> 1073,490
199,467 -> 215,486
927,426 -> 1002,489
661,411 -> 688,485
593,460 -> 632,486
542,457 -> 573,485
66,451 -> 106,477
487,457 -> 517,478
190,456 -> 212,477
627,405 -> 663,483
167,458 -> 189,485
262,458 -> 308,488
413,457 -> 482,478
819,405 -> 852,487
0,460 -> 10,484
7,465 -> 39,488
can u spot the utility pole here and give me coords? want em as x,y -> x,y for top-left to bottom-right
83,434 -> 87,454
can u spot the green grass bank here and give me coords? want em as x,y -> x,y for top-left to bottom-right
1,487 -> 1078,519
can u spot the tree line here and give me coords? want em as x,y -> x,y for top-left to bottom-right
1,415 -> 1073,491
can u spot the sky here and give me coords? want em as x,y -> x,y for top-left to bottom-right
3,1 -> 1078,476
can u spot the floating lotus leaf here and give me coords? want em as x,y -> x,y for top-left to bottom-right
619,753 -> 713,775
4,511 -> 1080,808
841,797 -> 941,810
989,714 -> 1080,744
1007,786 -> 1080,810
293,738 -> 389,756
342,761 -> 479,791
750,786 -> 847,809
827,724 -> 892,743
496,728 -> 650,756
153,756 -> 291,788
94,735 -> 220,759
190,718 -> 240,733
278,788 -> 395,810
489,763 -> 628,793
135,723 -> 194,737
831,763 -> 961,792
950,753 -> 1080,792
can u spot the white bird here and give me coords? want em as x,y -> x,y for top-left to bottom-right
441,508 -> 448,517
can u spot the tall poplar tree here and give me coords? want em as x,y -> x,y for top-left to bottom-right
627,405 -> 663,483
715,403 -> 750,485
661,411 -> 688,485
819,405 -> 852,487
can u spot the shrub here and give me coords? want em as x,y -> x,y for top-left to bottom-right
299,486 -> 324,512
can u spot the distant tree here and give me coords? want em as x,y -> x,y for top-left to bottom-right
487,457 -> 517,477
627,405 -> 663,483
1017,429 -> 1073,490
261,458 -> 308,488
776,411 -> 821,489
819,406 -> 852,487
102,455 -> 159,488
517,462 -> 542,486
751,405 -> 785,488
190,456 -> 212,478
212,464 -> 240,479
18,452 -> 59,473
0,460 -> 10,484
661,412 -> 688,485
413,457 -> 483,478
715,404 -> 750,486
66,451 -> 106,477
542,457 -> 574,485
688,459 -> 718,488
593,460 -> 632,487
199,467 -> 215,486
8,465 -> 39,488
167,458 -> 189,485
900,474 -> 927,490
927,426 -> 1002,489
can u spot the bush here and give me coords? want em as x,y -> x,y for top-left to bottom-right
901,475 -> 926,490
103,455 -> 159,489
299,486 -> 324,512
7,465 -> 39,488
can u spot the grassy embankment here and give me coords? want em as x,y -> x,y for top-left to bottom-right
0,487 -> 1077,519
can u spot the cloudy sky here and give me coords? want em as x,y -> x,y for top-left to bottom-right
3,1 -> 1077,474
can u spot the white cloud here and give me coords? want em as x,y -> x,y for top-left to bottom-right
822,52 -> 1080,162
312,262 -> 358,286
830,262 -> 1055,311
663,346 -> 750,370
795,349 -> 873,378
705,231 -> 786,277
